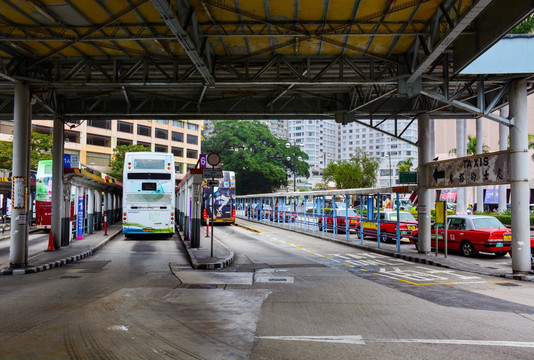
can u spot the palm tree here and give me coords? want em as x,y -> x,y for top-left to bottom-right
448,135 -> 489,156
396,157 -> 414,172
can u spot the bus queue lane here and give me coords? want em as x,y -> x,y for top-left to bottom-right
234,218 -> 534,312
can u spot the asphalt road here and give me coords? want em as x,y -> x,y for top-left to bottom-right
1,225 -> 534,359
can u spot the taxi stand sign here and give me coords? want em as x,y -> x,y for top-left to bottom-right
435,201 -> 448,258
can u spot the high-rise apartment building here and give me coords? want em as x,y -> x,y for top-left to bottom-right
287,119 -> 337,188
1,119 -> 203,179
337,120 -> 418,187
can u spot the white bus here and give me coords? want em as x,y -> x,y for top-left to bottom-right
122,152 -> 175,236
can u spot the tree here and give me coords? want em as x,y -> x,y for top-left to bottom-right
203,120 -> 309,194
511,15 -> 534,34
396,157 -> 414,172
109,144 -> 151,181
0,132 -> 53,171
322,148 -> 379,189
448,135 -> 489,156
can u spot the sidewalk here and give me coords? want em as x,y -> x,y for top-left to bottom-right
176,226 -> 234,270
0,224 -> 123,275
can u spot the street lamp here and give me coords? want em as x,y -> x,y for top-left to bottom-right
385,152 -> 392,187
286,141 -> 302,192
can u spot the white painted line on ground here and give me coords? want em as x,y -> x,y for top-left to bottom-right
257,335 -> 534,348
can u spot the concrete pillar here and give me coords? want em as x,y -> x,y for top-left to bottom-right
509,79 -> 531,274
9,82 -> 31,267
87,189 -> 95,234
76,186 -> 84,239
476,117 -> 484,212
95,191 -> 102,230
456,119 -> 467,214
417,112 -> 432,254
498,107 -> 509,214
429,119 -> 436,209
107,193 -> 113,225
51,116 -> 64,248
191,177 -> 202,248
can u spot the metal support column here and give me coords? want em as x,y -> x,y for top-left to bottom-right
9,82 -> 31,267
498,107 -> 509,214
476,117 -> 484,213
87,189 -> 95,234
456,119 -> 467,214
417,112 -> 432,253
509,79 -> 531,274
51,116 -> 64,248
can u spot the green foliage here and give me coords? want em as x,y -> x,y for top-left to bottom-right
396,157 -> 414,172
203,120 -> 309,195
109,144 -> 151,182
511,15 -> 534,34
322,148 -> 379,189
0,132 -> 53,170
313,182 -> 328,190
449,135 -> 489,156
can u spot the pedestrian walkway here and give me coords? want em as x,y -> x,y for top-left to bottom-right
0,224 -> 123,275
176,226 -> 234,270
235,217 -> 534,282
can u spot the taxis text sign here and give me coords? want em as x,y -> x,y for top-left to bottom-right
427,151 -> 510,189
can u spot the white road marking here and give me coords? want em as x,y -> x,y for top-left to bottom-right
257,335 -> 534,348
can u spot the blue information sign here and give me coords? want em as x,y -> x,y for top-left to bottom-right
77,196 -> 84,239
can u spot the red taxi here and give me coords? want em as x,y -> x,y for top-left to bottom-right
361,210 -> 418,242
411,215 -> 512,257
317,208 -> 361,233
269,205 -> 297,222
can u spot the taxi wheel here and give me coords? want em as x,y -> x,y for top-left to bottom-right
461,240 -> 478,257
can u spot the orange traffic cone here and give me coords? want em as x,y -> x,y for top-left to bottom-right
46,231 -> 55,252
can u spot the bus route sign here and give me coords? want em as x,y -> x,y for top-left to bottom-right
203,168 -> 223,178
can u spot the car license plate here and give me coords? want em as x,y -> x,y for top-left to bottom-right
496,243 -> 503,247
503,234 -> 511,241
407,225 -> 415,230
363,221 -> 377,230
350,219 -> 357,224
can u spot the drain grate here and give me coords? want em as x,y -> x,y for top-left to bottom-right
60,275 -> 82,279
495,282 -> 520,287
183,284 -> 218,289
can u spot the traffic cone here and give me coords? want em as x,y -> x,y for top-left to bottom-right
46,231 -> 55,252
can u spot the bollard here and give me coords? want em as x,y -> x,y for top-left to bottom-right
206,219 -> 210,237
104,213 -> 108,236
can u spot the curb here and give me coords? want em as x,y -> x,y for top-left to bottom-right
176,229 -> 235,270
0,229 -> 122,276
234,223 -> 261,233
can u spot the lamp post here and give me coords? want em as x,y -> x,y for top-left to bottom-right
385,152 -> 392,187
286,141 -> 302,192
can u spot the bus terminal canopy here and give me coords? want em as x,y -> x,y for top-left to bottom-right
0,0 -> 533,141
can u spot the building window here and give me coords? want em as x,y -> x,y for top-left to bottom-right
64,131 -> 80,143
172,120 -> 184,128
118,121 -> 133,133
175,163 -> 184,173
187,134 -> 198,145
171,147 -> 183,157
117,138 -> 132,146
155,144 -> 168,153
88,120 -> 111,130
155,128 -> 168,140
155,120 -> 168,125
172,131 -> 184,142
137,141 -> 151,149
186,149 -> 198,159
137,124 -> 151,137
86,152 -> 110,167
87,134 -> 111,147
187,123 -> 198,131
32,125 -> 52,136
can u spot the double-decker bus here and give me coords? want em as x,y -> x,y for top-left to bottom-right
35,160 -> 53,230
122,152 -> 175,236
201,170 -> 236,225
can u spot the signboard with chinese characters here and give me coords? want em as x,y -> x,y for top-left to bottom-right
427,151 -> 510,189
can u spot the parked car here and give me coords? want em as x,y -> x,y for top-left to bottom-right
361,210 -> 418,242
411,215 -> 512,257
317,208 -> 361,233
269,204 -> 297,222
245,203 -> 271,218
